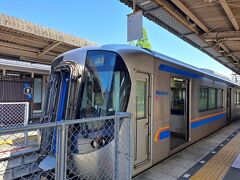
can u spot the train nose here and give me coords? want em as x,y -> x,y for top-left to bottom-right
69,136 -> 115,179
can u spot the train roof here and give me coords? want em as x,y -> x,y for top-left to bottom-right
150,50 -> 239,87
100,44 -> 239,87
55,44 -> 239,87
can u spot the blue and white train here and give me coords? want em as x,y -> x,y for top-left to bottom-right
41,44 -> 240,177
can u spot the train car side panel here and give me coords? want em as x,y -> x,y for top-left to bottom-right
152,59 -> 171,165
190,78 -> 227,142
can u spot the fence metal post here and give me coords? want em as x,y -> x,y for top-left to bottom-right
55,124 -> 61,180
24,102 -> 29,147
60,124 -> 67,180
127,114 -> 132,180
64,124 -> 69,179
56,123 -> 67,180
114,117 -> 120,180
24,130 -> 28,147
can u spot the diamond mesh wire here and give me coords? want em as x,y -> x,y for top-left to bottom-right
0,127 -> 56,180
0,114 -> 131,180
66,117 -> 131,180
0,103 -> 29,128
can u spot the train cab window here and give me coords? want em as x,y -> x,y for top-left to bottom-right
136,80 -> 147,119
209,88 -> 217,109
199,87 -> 208,111
78,50 -> 131,120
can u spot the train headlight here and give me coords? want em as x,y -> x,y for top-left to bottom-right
90,138 -> 106,149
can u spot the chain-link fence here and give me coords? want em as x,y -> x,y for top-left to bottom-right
0,102 -> 29,128
0,113 -> 132,180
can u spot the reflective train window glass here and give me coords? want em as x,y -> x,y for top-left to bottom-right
217,89 -> 223,108
199,87 -> 208,111
235,92 -> 237,105
238,91 -> 240,106
136,80 -> 147,119
236,91 -> 240,106
239,92 -> 240,106
171,77 -> 186,115
209,88 -> 217,109
78,50 -> 131,130
33,75 -> 43,110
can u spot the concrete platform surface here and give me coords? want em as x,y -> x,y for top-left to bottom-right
134,120 -> 240,180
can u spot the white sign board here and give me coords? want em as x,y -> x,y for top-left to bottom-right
127,11 -> 143,42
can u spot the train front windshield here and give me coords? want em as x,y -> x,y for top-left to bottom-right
78,51 -> 131,121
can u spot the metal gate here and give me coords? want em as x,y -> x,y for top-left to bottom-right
0,102 -> 29,128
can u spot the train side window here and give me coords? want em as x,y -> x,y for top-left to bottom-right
235,91 -> 240,106
33,75 -> 43,110
238,91 -> 240,106
136,80 -> 147,119
171,77 -> 186,115
217,89 -> 223,108
199,87 -> 208,111
239,92 -> 240,105
209,88 -> 217,109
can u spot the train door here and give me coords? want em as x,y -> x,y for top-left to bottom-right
134,72 -> 151,168
170,77 -> 189,149
227,88 -> 232,122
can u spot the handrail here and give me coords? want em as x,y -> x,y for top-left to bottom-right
0,112 -> 131,134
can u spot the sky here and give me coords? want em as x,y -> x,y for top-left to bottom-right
0,0 -> 233,78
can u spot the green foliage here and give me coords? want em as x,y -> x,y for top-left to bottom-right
130,28 -> 152,49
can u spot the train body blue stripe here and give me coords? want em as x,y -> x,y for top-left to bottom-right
52,73 -> 69,154
156,90 -> 168,96
159,64 -> 201,79
159,130 -> 170,140
191,113 -> 226,129
56,75 -> 68,122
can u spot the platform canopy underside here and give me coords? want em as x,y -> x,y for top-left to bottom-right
121,0 -> 240,74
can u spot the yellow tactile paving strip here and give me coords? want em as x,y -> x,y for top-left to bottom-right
190,132 -> 240,180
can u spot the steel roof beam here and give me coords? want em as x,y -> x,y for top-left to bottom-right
225,51 -> 240,56
153,0 -> 197,33
0,45 -> 53,64
219,0 -> 239,31
170,0 -> 209,32
164,0 -> 240,67
121,0 -> 240,73
218,42 -> 239,64
38,41 -> 61,57
203,31 -> 240,40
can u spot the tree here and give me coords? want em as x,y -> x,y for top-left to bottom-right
130,28 -> 152,49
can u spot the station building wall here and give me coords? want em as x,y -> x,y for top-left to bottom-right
0,58 -> 50,123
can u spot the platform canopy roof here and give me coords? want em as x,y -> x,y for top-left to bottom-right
121,0 -> 240,74
0,13 -> 96,64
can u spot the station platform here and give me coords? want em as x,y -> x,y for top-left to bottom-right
135,120 -> 240,180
